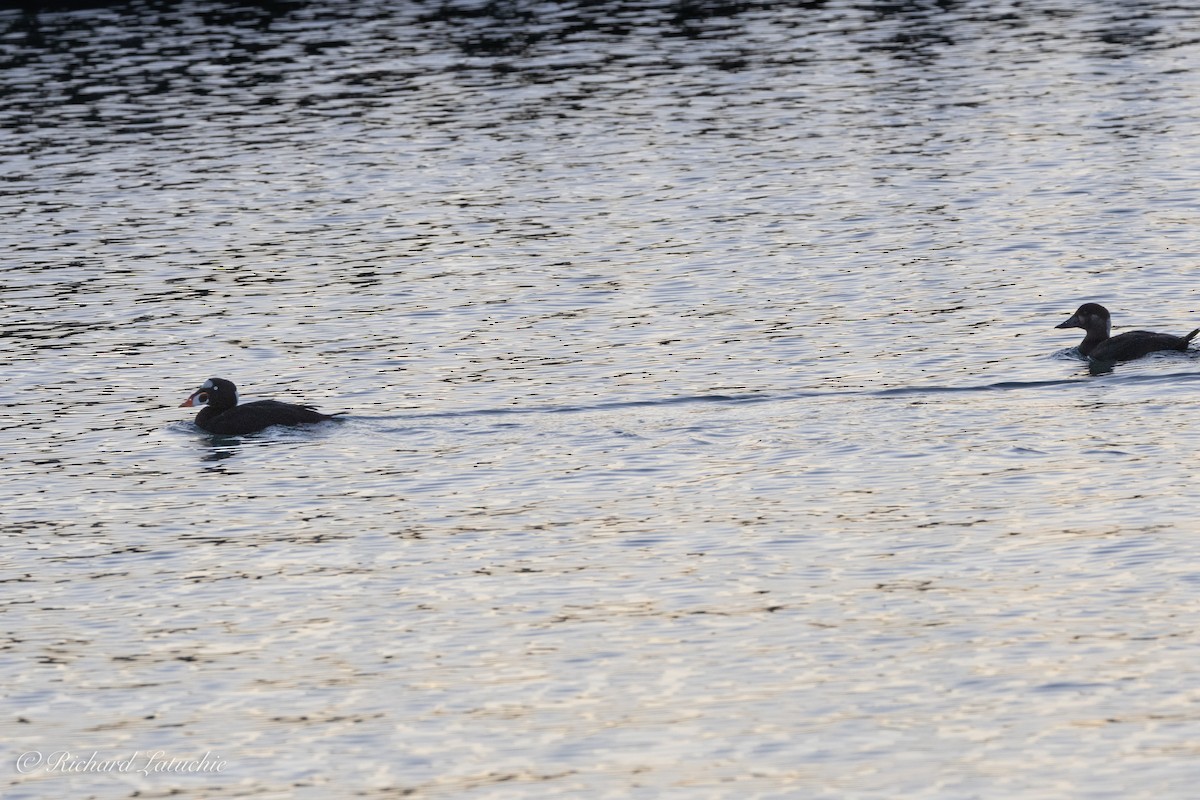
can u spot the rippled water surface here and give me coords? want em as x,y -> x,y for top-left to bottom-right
7,0 -> 1200,797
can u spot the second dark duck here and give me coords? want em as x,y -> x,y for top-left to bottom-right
180,377 -> 338,435
1056,303 -> 1198,363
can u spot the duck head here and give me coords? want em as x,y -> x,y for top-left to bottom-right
180,378 -> 240,412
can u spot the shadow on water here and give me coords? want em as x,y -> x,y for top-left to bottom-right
196,438 -> 241,464
175,418 -> 346,465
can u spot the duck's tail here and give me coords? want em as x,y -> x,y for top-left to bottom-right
1185,328 -> 1200,345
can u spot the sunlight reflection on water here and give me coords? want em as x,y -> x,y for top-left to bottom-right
7,0 -> 1200,797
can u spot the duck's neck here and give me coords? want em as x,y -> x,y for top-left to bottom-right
195,403 -> 235,424
1078,328 -> 1110,356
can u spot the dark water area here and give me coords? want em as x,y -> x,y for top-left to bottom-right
6,1 -> 1200,797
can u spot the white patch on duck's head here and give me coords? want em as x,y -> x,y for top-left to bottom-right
1083,309 -> 1111,336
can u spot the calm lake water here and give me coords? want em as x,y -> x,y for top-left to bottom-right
6,0 -> 1200,797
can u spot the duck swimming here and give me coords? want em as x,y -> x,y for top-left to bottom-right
180,378 -> 338,435
1055,303 -> 1199,363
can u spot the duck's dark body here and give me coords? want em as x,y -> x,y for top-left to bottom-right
1056,303 -> 1198,363
181,378 -> 337,435
1083,330 -> 1196,362
193,399 -> 334,435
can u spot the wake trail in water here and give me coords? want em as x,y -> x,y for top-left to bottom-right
366,369 -> 1200,423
